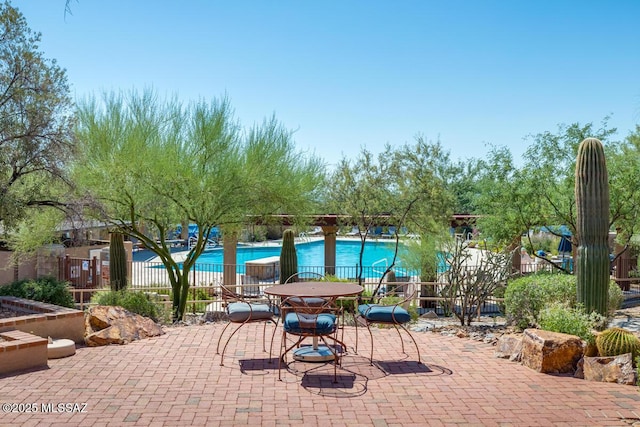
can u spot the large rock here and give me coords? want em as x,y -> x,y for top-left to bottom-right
582,353 -> 637,385
85,305 -> 164,346
494,334 -> 523,362
521,329 -> 583,374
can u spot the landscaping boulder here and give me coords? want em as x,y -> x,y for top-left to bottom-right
521,329 -> 583,374
582,353 -> 637,385
85,305 -> 164,346
494,334 -> 523,362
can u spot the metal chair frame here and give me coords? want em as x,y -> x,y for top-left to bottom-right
278,295 -> 346,382
216,283 -> 277,366
278,271 -> 347,349
355,285 -> 422,365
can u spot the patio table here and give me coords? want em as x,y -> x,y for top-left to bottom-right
264,282 -> 363,361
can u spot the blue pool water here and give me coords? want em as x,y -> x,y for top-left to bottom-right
140,239 -> 411,278
195,239 -> 405,268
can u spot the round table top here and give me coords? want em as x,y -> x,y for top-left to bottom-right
263,282 -> 363,298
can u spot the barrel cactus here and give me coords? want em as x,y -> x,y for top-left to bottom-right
596,327 -> 640,360
109,232 -> 128,291
575,137 -> 610,316
279,229 -> 298,284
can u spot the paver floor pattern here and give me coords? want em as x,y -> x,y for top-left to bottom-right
0,323 -> 639,426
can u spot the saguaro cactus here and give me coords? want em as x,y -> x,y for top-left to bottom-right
575,137 -> 610,315
109,232 -> 128,291
279,229 -> 298,284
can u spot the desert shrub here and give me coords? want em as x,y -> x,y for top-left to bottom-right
608,281 -> 624,314
542,275 -> 577,307
506,273 -> 622,330
325,274 -> 351,283
538,303 -> 599,344
91,290 -> 164,322
504,275 -> 547,329
187,287 -> 212,313
492,284 -> 507,315
0,276 -> 74,308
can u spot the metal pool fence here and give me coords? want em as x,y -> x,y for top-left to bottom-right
68,260 -> 506,317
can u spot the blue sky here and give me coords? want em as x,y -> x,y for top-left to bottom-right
16,0 -> 640,168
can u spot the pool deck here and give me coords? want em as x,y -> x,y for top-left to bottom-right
1,322 -> 639,426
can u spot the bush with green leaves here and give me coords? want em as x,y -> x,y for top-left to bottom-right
504,274 -> 548,329
91,290 -> 165,322
492,284 -> 507,310
187,287 -> 212,314
538,303 -> 601,345
504,272 -> 621,330
608,283 -> 624,314
0,276 -> 74,308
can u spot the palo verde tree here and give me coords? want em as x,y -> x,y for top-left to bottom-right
326,146 -> 399,286
605,125 -> 640,253
0,2 -> 76,249
326,139 -> 454,289
392,137 -> 458,237
74,90 -> 324,321
474,120 -> 639,269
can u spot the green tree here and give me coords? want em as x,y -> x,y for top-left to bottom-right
326,147 -> 396,285
326,139 -> 455,287
74,90 -> 324,321
0,2 -> 75,248
392,137 -> 458,236
607,125 -> 640,250
474,120 -> 639,269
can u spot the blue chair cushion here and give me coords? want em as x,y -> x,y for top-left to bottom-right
358,304 -> 411,324
284,312 -> 336,335
227,302 -> 273,322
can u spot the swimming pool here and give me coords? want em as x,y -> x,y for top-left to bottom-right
196,239 -> 406,268
139,239 -> 412,278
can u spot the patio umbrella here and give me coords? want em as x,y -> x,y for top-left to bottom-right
558,235 -> 572,254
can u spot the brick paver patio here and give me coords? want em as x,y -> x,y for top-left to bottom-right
1,323 -> 639,426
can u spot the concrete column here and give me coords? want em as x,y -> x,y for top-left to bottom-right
322,226 -> 338,276
223,232 -> 238,287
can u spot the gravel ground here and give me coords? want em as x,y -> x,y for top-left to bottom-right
0,306 -> 22,319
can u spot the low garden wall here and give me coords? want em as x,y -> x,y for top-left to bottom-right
0,296 -> 85,344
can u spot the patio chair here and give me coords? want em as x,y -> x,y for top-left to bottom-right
283,271 -> 326,284
271,272 -> 336,351
278,295 -> 345,382
282,272 -> 345,339
240,274 -> 262,297
355,284 -> 421,365
216,283 -> 277,366
282,272 -> 331,310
